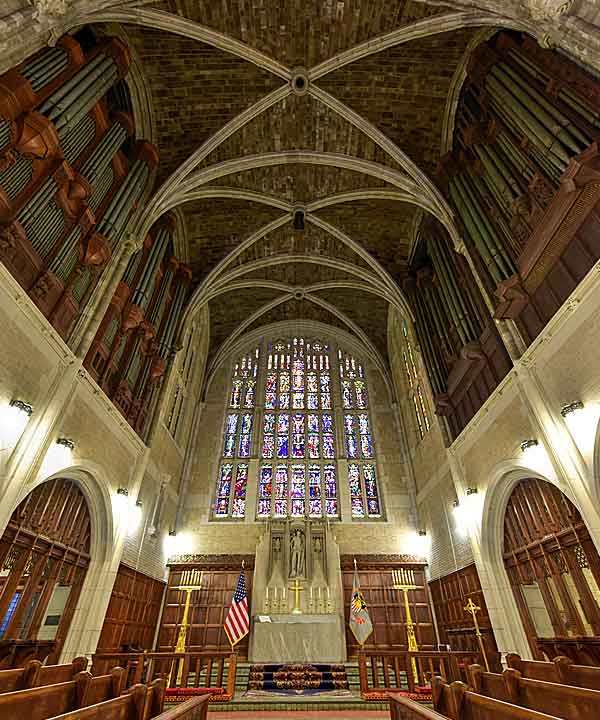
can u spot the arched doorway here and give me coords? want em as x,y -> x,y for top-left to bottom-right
504,478 -> 600,664
0,478 -> 91,667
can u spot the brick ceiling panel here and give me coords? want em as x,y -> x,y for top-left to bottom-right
314,200 -> 418,280
240,263 -> 362,287
239,298 -> 352,339
182,198 -> 285,280
207,164 -> 392,203
122,25 -> 283,185
312,287 -> 390,361
316,28 -> 477,175
153,1 -> 444,69
198,94 -> 398,170
233,221 -> 370,270
208,286 -> 287,357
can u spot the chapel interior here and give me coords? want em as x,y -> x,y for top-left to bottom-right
1,1 -> 600,719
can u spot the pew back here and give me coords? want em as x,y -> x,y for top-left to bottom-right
432,677 -> 563,720
0,656 -> 88,693
467,664 -> 600,720
388,692 -> 448,720
0,668 -> 125,720
507,653 -> 600,690
47,680 -> 171,720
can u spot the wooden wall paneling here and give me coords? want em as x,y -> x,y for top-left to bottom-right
96,563 -> 165,652
159,556 -> 254,658
340,555 -> 434,659
429,563 -> 500,669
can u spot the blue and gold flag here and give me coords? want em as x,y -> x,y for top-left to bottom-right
349,561 -> 373,646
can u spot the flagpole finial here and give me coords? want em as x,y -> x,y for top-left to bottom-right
242,559 -> 245,569
354,557 -> 357,569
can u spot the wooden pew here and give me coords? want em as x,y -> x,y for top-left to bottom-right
0,667 -> 125,720
467,663 -> 600,720
432,676 -> 563,720
46,680 -> 210,720
388,692 -> 448,720
507,652 -> 600,691
0,657 -> 88,693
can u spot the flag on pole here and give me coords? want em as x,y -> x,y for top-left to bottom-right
349,559 -> 373,646
224,567 -> 249,647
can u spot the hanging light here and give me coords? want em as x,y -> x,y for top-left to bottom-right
561,401 -> 597,454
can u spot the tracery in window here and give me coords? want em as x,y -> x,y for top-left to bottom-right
215,347 -> 259,518
166,324 -> 197,440
258,338 -> 338,520
401,320 -> 430,440
339,349 -> 381,518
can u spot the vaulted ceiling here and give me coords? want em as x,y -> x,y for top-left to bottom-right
100,0 -> 490,372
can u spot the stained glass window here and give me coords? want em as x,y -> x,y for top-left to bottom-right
258,338 -> 338,519
339,349 -> 381,518
214,338 -> 382,521
401,320 -> 430,440
215,347 -> 260,518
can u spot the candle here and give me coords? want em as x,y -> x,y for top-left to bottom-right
283,587 -> 286,599
274,587 -> 278,601
310,587 -> 313,600
266,586 -> 269,601
327,587 -> 330,600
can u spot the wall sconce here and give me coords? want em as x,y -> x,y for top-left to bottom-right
128,498 -> 143,536
41,436 -> 74,476
561,401 -> 584,418
163,530 -> 193,558
10,399 -> 33,416
117,487 -> 129,496
560,400 -> 597,454
402,529 -> 430,557
0,399 -> 33,449
452,499 -> 469,539
520,439 -> 538,453
466,487 -> 478,496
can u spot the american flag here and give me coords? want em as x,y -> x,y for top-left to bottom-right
224,568 -> 249,647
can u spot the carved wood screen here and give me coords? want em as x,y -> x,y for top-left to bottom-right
158,556 -> 254,658
504,478 -> 600,662
341,555 -> 435,659
96,563 -> 165,652
0,477 -> 91,665
429,563 -> 500,669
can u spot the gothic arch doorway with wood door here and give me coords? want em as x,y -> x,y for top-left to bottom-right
0,477 -> 91,667
504,477 -> 600,665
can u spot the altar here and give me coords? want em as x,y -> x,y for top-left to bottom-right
250,613 -> 345,663
249,519 -> 347,663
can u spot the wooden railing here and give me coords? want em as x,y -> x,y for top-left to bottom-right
389,692 -> 448,720
536,637 -> 600,666
358,650 -> 482,695
92,651 -> 237,696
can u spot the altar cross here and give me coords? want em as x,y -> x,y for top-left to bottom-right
464,597 -> 490,672
289,577 -> 304,615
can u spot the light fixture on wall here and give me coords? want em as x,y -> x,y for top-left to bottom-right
128,498 -> 143,536
163,529 -> 193,558
452,499 -> 470,539
561,401 -> 584,418
402,529 -> 430,558
41,436 -> 74,476
520,439 -> 538,453
560,400 -> 597,455
0,399 -> 33,449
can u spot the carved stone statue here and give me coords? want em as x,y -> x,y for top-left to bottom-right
289,528 -> 305,578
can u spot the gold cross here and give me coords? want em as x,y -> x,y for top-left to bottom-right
464,596 -> 490,672
289,577 -> 305,615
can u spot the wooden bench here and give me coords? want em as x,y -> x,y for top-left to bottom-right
0,657 -> 88,693
46,680 -> 209,720
507,652 -> 600,690
388,692 -> 448,720
0,667 -> 125,720
467,663 -> 600,720
432,676 -> 563,720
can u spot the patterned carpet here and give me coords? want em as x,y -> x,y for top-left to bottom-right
248,663 -> 349,692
